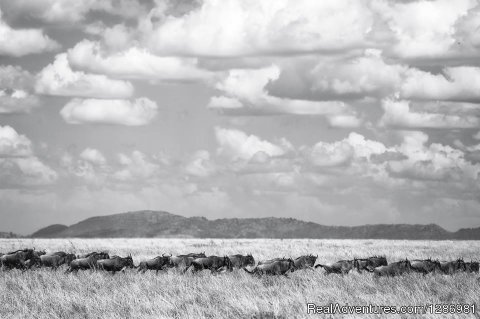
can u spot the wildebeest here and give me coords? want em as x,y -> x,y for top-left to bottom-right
315,259 -> 355,275
186,256 -> 233,274
354,256 -> 388,273
465,261 -> 479,273
244,259 -> 295,276
97,255 -> 134,274
410,259 -> 441,275
40,252 -> 76,270
292,255 -> 317,271
370,259 -> 412,277
65,252 -> 110,273
228,254 -> 255,269
169,252 -> 206,270
138,254 -> 172,274
439,259 -> 466,274
0,249 -> 35,270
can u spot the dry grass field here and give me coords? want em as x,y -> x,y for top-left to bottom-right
1,238 -> 480,319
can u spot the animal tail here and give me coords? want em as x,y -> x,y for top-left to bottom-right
314,264 -> 325,269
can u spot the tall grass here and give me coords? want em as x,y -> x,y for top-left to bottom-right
1,239 -> 479,318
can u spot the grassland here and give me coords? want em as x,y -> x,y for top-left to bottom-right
1,238 -> 479,319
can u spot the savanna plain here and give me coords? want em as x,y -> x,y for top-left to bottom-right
1,238 -> 479,319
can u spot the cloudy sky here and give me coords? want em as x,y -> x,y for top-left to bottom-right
1,0 -> 480,234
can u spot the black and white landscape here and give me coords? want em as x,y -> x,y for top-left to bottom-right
1,0 -> 480,318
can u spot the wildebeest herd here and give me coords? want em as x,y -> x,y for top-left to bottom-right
1,248 -> 478,277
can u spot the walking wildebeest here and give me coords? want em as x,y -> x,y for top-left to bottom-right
410,259 -> 441,275
97,255 -> 135,274
0,249 -> 35,270
40,252 -> 76,270
138,254 -> 172,274
354,256 -> 388,273
292,255 -> 317,271
439,259 -> 466,274
186,256 -> 233,274
370,259 -> 412,277
244,259 -> 295,276
169,252 -> 206,270
228,254 -> 255,269
315,259 -> 355,275
65,252 -> 110,273
465,261 -> 479,273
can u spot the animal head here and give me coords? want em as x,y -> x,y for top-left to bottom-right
223,256 -> 233,269
125,255 -> 134,268
245,254 -> 255,266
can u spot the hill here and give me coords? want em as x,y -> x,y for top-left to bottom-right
30,210 -> 480,239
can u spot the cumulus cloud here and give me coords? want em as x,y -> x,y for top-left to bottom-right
79,148 -> 106,166
35,54 -> 134,99
0,65 -> 41,113
67,40 -> 212,82
380,99 -> 480,129
401,67 -> 480,102
145,0 -> 375,56
0,125 -> 33,157
215,127 -> 292,161
60,98 -> 158,126
0,0 -> 147,23
208,65 -> 359,125
185,150 -> 216,177
0,9 -> 59,57
113,151 -> 159,182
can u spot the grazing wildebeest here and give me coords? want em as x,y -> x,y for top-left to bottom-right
410,259 -> 441,275
0,249 -> 35,270
228,254 -> 255,269
354,256 -> 388,273
244,259 -> 295,276
439,259 -> 466,274
66,252 -> 110,273
170,252 -> 206,270
292,255 -> 317,271
315,259 -> 355,275
371,259 -> 412,277
465,261 -> 479,273
97,255 -> 134,274
40,252 -> 76,270
186,256 -> 233,274
138,254 -> 172,274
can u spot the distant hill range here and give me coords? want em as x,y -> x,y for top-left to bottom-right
29,210 -> 480,240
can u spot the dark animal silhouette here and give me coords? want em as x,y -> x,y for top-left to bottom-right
170,252 -> 206,269
228,254 -> 255,269
66,252 -> 110,273
40,252 -> 76,270
138,254 -> 172,274
244,259 -> 295,276
370,259 -> 412,277
439,259 -> 466,274
410,259 -> 441,275
355,256 -> 388,273
187,256 -> 233,274
465,261 -> 479,273
292,255 -> 317,271
97,255 -> 135,274
0,249 -> 35,270
315,259 -> 355,274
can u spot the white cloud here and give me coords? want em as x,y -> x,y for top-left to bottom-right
145,0 -> 375,56
401,67 -> 480,102
0,65 -> 40,113
67,40 -> 213,82
380,99 -> 480,129
113,151 -> 159,182
0,9 -> 59,57
208,65 -> 356,120
0,157 -> 58,188
35,54 -> 134,99
185,150 -> 216,177
0,125 -> 33,157
0,0 -> 146,23
79,148 -> 106,166
60,98 -> 158,126
215,127 -> 291,161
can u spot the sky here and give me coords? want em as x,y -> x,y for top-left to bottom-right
1,0 -> 480,234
